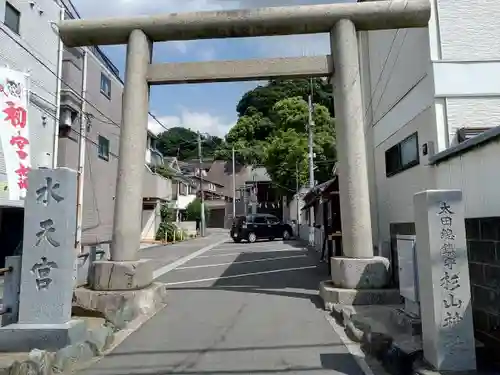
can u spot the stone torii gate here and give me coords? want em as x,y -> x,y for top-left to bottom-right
58,1 -> 430,293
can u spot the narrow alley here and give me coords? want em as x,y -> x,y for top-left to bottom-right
78,238 -> 371,375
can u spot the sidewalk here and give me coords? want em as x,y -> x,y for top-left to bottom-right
78,239 -> 375,375
0,231 -> 228,300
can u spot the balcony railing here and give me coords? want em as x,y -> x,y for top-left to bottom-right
143,167 -> 172,200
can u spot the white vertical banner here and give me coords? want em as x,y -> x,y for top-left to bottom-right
0,67 -> 31,201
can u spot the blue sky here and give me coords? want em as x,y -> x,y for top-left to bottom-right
70,0 -> 342,137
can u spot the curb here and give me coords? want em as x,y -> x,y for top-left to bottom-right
2,300 -> 167,375
330,305 -> 423,375
140,234 -> 205,249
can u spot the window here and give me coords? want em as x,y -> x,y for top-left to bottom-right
98,135 -> 110,161
456,127 -> 492,143
100,73 -> 111,98
267,216 -> 279,224
253,216 -> 267,224
385,132 -> 419,177
4,2 -> 20,34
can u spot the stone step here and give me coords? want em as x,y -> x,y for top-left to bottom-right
389,307 -> 422,336
330,304 -> 492,375
319,280 -> 403,309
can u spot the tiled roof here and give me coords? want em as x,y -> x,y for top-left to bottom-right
247,166 -> 272,182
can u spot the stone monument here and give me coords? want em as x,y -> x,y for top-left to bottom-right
0,168 -> 85,352
414,190 -> 476,371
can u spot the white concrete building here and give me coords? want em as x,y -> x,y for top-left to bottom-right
360,0 -> 500,246
0,0 -> 62,262
360,0 -> 500,351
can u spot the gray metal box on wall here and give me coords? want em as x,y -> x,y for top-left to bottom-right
396,235 -> 419,303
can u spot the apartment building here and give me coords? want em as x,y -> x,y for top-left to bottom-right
142,130 -> 172,241
0,0 -> 62,263
58,1 -> 174,253
57,0 -> 121,254
359,0 -> 500,351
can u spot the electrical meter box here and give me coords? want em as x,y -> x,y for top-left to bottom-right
396,234 -> 419,303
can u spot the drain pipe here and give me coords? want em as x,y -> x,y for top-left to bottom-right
52,4 -> 64,167
75,47 -> 88,254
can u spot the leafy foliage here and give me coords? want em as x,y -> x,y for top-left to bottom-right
263,129 -> 309,194
150,165 -> 174,179
155,204 -> 176,241
185,198 -> 211,222
156,127 -> 223,160
215,79 -> 337,195
236,78 -> 334,118
155,204 -> 190,242
263,98 -> 336,195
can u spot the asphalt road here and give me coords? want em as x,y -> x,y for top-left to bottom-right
79,236 -> 369,375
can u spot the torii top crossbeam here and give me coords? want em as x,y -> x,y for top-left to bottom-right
58,0 -> 430,47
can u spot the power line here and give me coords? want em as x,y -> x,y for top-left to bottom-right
357,0 -> 410,126
370,30 -> 409,116
0,19 -> 174,137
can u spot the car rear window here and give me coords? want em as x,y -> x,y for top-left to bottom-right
234,216 -> 246,225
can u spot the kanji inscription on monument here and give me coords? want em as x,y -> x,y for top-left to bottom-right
414,190 -> 476,371
31,256 -> 58,291
18,168 -> 78,325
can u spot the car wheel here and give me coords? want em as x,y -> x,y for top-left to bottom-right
233,238 -> 241,243
248,232 -> 257,243
283,229 -> 291,240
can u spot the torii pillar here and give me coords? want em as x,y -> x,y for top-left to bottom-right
57,1 -> 430,297
320,18 -> 401,304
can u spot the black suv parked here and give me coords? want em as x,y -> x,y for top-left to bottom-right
230,214 -> 294,243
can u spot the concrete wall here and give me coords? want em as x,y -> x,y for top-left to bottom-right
177,221 -> 197,236
143,168 -> 172,200
360,25 -> 437,246
431,137 -> 500,351
431,0 -> 500,148
141,204 -> 161,241
145,133 -> 163,166
362,0 -> 500,249
58,45 -> 122,246
435,140 -> 500,218
0,0 -> 61,202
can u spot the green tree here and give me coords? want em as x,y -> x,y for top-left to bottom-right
263,98 -> 336,191
263,129 -> 309,196
156,127 -> 223,160
271,96 -> 334,133
185,198 -> 211,222
215,80 -> 336,189
236,78 -> 334,118
156,204 -> 176,241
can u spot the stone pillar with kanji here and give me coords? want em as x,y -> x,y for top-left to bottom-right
414,190 -> 476,371
0,168 -> 85,352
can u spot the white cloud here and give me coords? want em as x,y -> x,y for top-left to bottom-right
148,110 -> 234,138
72,0 -> 346,138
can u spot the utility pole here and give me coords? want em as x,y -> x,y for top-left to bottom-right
295,160 -> 300,225
197,132 -> 206,237
251,173 -> 257,214
307,93 -> 315,244
307,94 -> 315,190
232,146 -> 236,219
